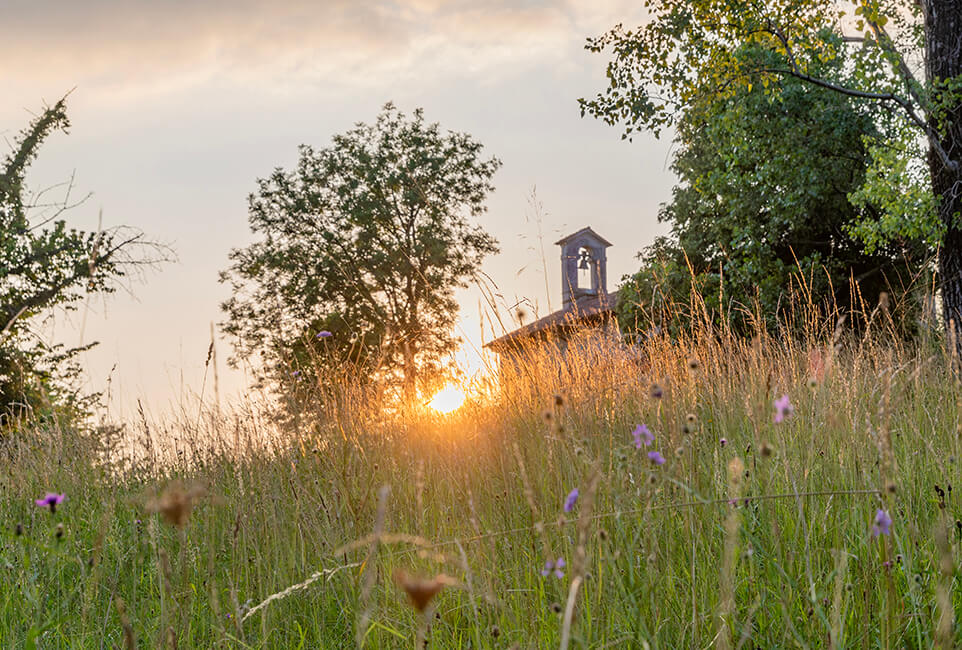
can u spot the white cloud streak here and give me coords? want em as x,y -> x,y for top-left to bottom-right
2,0 -> 647,95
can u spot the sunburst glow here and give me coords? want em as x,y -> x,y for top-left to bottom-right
426,385 -> 466,414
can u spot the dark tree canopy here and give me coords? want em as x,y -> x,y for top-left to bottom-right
0,98 -> 165,429
581,0 -> 962,345
220,103 -> 500,404
617,47 -> 927,336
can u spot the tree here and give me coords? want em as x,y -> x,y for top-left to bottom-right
1,98 -> 166,428
616,45 -> 927,335
220,103 -> 500,403
581,0 -> 962,345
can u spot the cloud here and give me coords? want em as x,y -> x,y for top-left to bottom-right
2,0 -> 647,95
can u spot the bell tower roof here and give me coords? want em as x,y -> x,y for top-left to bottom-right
553,226 -> 613,248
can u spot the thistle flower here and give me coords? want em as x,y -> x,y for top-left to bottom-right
541,557 -> 565,579
774,394 -> 794,423
632,424 -> 654,448
647,451 -> 666,466
563,488 -> 579,513
34,493 -> 65,514
872,509 -> 892,537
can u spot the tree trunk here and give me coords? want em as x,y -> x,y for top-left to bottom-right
925,0 -> 962,354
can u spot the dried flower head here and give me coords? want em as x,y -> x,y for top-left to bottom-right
687,358 -> 700,370
394,570 -> 455,612
145,482 -> 207,528
650,384 -> 663,399
686,413 -> 697,424
554,394 -> 564,407
55,523 -> 65,539
34,493 -> 65,514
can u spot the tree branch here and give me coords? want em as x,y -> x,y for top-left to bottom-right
764,22 -> 959,173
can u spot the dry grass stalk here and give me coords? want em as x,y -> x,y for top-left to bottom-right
716,457 -> 745,650
355,484 -> 389,649
114,597 -> 136,650
829,549 -> 849,649
933,522 -> 955,649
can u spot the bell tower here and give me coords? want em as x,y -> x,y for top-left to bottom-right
554,227 -> 612,309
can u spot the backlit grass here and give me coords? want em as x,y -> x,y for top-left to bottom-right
2,314 -> 961,648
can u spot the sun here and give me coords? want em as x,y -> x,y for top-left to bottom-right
426,384 -> 467,414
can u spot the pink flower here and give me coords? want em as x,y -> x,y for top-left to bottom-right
872,509 -> 892,537
541,557 -> 565,579
774,394 -> 793,423
632,424 -> 654,448
35,493 -> 65,514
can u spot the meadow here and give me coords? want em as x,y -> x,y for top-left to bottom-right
2,307 -> 961,648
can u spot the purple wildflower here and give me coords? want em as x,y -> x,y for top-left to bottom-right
774,394 -> 794,423
541,557 -> 565,579
872,509 -> 892,537
34,493 -> 65,514
564,488 -> 579,513
316,330 -> 332,338
632,424 -> 654,448
647,451 -> 666,466
720,437 -> 728,447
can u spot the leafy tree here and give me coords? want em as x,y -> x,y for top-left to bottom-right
581,0 -> 962,344
616,46 -> 927,335
220,103 -> 500,403
1,98 -> 165,429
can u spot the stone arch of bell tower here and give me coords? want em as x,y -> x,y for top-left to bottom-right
554,227 -> 612,309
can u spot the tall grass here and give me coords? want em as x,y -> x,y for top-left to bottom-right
1,301 -> 960,648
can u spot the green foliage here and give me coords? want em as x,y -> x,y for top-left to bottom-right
580,0 -> 944,257
0,98 -> 165,430
616,48 -> 927,336
848,120 -> 939,253
220,103 -> 500,407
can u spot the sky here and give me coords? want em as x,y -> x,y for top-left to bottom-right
2,0 -> 674,417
